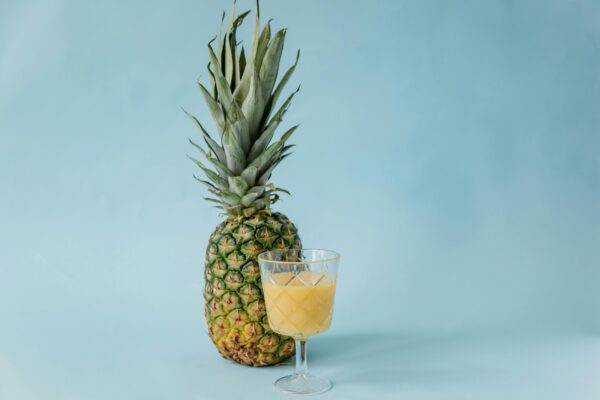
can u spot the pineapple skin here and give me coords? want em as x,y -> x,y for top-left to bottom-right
204,211 -> 301,366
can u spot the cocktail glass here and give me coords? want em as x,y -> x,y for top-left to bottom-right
258,249 -> 340,395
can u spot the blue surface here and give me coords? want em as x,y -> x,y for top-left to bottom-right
1,0 -> 599,399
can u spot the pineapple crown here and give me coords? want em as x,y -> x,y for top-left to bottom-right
187,0 -> 300,218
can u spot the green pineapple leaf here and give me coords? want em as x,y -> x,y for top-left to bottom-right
228,176 -> 249,196
260,28 -> 286,100
192,175 -> 219,191
215,12 -> 226,96
246,185 -> 265,196
188,155 -> 228,189
279,124 -> 299,144
183,109 -> 226,162
249,140 -> 283,175
241,63 -> 265,140
188,0 -> 301,218
224,32 -> 235,86
241,165 -> 259,187
203,197 -> 227,205
235,21 -> 270,104
208,43 -> 251,153
240,192 -> 260,206
247,99 -> 296,161
265,49 -> 300,119
262,85 -> 300,130
222,123 -> 246,174
197,82 -> 225,136
189,138 -> 232,177
221,192 -> 242,206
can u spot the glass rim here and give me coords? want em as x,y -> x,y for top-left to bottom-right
257,248 -> 341,265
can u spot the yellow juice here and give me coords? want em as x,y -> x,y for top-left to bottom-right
263,271 -> 336,339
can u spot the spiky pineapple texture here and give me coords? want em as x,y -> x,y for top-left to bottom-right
187,0 -> 300,218
204,212 -> 300,366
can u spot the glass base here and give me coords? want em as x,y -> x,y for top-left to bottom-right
274,373 -> 332,395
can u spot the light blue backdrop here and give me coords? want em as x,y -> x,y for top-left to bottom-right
1,1 -> 599,399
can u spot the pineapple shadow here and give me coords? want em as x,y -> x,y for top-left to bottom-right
308,332 -> 495,390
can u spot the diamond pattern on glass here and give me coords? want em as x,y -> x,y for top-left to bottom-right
263,271 -> 336,338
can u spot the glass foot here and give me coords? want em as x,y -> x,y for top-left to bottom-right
274,373 -> 332,395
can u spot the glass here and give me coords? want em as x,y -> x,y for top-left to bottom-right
258,249 -> 340,395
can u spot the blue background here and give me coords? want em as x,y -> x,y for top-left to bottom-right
1,0 -> 599,399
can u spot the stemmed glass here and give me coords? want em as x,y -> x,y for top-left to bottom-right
258,249 -> 340,395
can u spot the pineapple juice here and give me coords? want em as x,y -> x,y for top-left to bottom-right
263,271 -> 336,339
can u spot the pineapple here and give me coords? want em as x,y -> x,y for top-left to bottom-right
187,1 -> 302,366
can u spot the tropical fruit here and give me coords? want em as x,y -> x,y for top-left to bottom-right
187,1 -> 302,366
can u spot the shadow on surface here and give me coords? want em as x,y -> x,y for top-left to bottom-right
309,331 -> 498,390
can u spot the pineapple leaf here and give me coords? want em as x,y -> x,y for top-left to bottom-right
192,175 -> 219,191
254,0 -> 260,25
188,136 -> 208,154
240,193 -> 258,207
204,197 -> 226,205
232,9 -> 251,29
224,32 -> 235,86
206,62 -> 218,99
208,44 -> 242,122
190,0 -> 302,216
255,21 -> 272,71
226,0 -> 236,27
189,138 -> 232,177
260,28 -> 286,101
234,21 -> 270,105
233,5 -> 260,105
279,124 -> 299,144
254,197 -> 267,210
228,176 -> 249,196
222,123 -> 246,174
183,108 -> 226,162
256,164 -> 275,185
251,123 -> 297,173
225,8 -> 250,90
247,103 -> 293,162
255,150 -> 293,183
228,204 -> 243,214
269,193 -> 280,204
224,14 -> 237,88
282,144 -> 295,153
233,64 -> 252,111
246,185 -> 265,196
208,43 -> 251,153
266,49 -> 300,119
240,165 -> 258,186
221,192 -> 242,206
241,62 -> 265,141
265,183 -> 291,195
275,187 -> 291,196
249,140 -> 283,175
216,12 -> 226,86
263,85 -> 300,130
242,206 -> 256,217
187,155 -> 228,189
197,82 -> 225,135
241,192 -> 259,206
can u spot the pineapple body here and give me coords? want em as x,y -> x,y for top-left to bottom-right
205,211 -> 301,366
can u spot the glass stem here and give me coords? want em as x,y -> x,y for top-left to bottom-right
295,339 -> 309,376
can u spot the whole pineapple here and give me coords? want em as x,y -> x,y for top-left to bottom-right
187,1 -> 302,366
